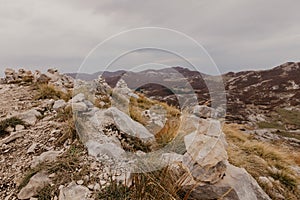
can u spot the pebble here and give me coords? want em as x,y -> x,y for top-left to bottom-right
27,143 -> 38,154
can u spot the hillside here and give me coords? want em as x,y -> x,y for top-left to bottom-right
70,62 -> 300,147
0,67 -> 299,199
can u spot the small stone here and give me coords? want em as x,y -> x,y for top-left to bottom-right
31,150 -> 62,168
27,142 -> 38,154
87,184 -> 94,190
100,180 -> 106,186
72,102 -> 88,112
48,173 -> 56,178
76,180 -> 84,185
53,99 -> 67,111
94,183 -> 100,191
59,182 -> 90,200
5,126 -> 14,132
48,137 -> 56,142
15,124 -> 25,131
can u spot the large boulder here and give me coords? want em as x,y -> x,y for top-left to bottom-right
182,118 -> 228,184
214,164 -> 271,200
104,107 -> 155,144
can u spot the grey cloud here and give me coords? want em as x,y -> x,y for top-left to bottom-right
0,0 -> 299,76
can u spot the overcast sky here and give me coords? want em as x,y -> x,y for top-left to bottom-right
0,0 -> 299,76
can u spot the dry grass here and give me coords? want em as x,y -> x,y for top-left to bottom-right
94,95 -> 111,109
223,124 -> 300,199
55,106 -> 78,146
20,142 -> 89,198
129,94 -> 181,148
97,165 -> 192,200
155,118 -> 180,148
34,84 -> 72,101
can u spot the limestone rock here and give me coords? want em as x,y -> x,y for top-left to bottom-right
0,131 -> 26,146
70,93 -> 85,103
105,107 -> 155,144
72,102 -> 88,112
17,172 -> 50,199
18,109 -> 41,125
31,150 -> 62,168
86,140 -> 125,160
27,142 -> 38,154
217,164 -> 271,200
59,182 -> 90,200
53,100 -> 67,111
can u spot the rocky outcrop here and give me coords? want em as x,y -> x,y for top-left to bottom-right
3,68 -> 74,92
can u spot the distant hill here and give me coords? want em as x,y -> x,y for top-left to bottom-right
66,62 -> 300,126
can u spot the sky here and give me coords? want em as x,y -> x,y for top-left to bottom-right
0,0 -> 299,76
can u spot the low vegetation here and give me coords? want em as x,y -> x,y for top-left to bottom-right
55,106 -> 77,146
34,84 -> 72,101
19,142 -> 89,198
97,166 -> 191,200
0,117 -> 26,137
224,124 -> 300,199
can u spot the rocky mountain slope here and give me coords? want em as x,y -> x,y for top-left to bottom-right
0,67 -> 299,199
69,62 -> 300,147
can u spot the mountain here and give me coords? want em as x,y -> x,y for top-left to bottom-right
67,62 -> 300,124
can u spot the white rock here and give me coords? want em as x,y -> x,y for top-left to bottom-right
86,140 -> 125,160
217,164 -> 271,200
105,107 -> 155,144
15,124 -> 25,131
94,183 -> 100,191
71,93 -> 85,103
184,131 -> 228,167
59,182 -> 90,200
53,100 -> 67,111
27,142 -> 38,154
0,131 -> 25,146
18,109 -> 41,125
72,102 -> 88,112
17,172 -> 50,199
76,180 -> 84,185
87,184 -> 94,190
31,150 -> 62,168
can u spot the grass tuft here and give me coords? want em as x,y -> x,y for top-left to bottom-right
34,84 -> 72,101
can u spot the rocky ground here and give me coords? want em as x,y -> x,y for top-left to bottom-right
0,68 -> 299,199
